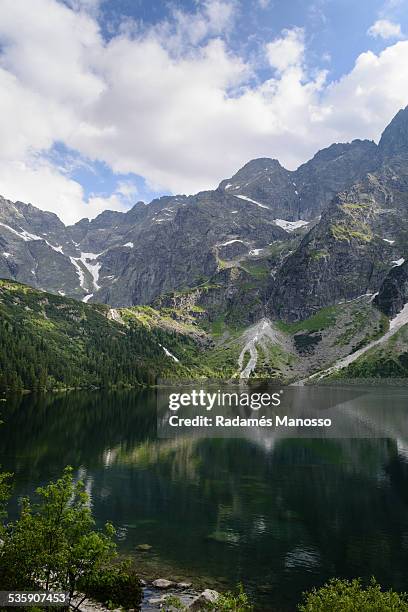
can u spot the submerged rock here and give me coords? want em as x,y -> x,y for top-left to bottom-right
148,597 -> 166,605
137,543 -> 152,551
152,578 -> 174,589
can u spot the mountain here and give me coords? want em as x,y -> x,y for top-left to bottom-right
3,107 -> 408,383
269,165 -> 408,320
378,105 -> 408,157
0,130 -> 384,308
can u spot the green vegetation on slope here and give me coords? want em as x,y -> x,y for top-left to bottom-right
332,322 -> 408,379
0,277 -> 400,391
0,280 -> 216,393
276,305 -> 338,334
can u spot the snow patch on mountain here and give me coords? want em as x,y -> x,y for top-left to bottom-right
69,257 -> 85,289
79,253 -> 102,290
234,194 -> 269,209
392,257 -> 405,266
0,221 -> 67,254
218,238 -> 246,247
159,344 -> 179,362
274,219 -> 309,232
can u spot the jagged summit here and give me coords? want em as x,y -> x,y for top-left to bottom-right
379,105 -> 408,156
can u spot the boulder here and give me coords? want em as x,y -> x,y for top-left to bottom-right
188,589 -> 220,610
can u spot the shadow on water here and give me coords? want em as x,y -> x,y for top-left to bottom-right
1,389 -> 408,611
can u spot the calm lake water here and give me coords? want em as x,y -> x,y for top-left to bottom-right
1,388 -> 408,611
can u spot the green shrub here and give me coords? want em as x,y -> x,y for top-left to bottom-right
80,560 -> 142,609
0,467 -> 116,600
298,578 -> 408,611
209,584 -> 253,611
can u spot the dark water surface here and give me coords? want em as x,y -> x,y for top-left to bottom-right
1,389 -> 408,611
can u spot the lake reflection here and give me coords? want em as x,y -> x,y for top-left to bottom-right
1,389 -> 408,611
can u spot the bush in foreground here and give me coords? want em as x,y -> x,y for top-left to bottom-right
0,467 -> 142,610
298,578 -> 408,611
208,584 -> 253,611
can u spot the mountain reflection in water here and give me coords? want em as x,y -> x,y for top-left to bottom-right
1,388 -> 408,611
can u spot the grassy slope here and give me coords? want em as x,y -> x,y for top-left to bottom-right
330,322 -> 408,379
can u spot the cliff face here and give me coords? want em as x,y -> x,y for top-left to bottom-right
374,261 -> 408,317
269,164 -> 408,321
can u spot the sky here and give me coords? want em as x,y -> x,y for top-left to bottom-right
1,0 -> 408,224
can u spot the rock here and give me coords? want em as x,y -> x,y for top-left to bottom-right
177,582 -> 192,589
374,259 -> 408,317
188,589 -> 220,610
149,596 -> 166,604
152,578 -> 175,589
207,529 -> 240,544
136,543 -> 152,551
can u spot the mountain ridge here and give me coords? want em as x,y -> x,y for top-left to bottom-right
1,107 -> 408,328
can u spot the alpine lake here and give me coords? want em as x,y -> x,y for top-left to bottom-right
1,386 -> 408,611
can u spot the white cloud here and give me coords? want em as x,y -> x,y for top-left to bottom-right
265,27 -> 305,72
258,0 -> 270,7
65,0 -> 102,15
380,0 -> 404,14
368,19 -> 403,39
1,0 -> 408,223
115,180 -> 139,200
0,157 -> 128,224
149,0 -> 236,51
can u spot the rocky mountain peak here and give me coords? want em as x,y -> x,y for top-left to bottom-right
378,106 -> 408,157
305,139 -> 376,165
218,157 -> 285,191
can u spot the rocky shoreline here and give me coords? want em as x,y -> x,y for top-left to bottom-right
72,579 -> 220,611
